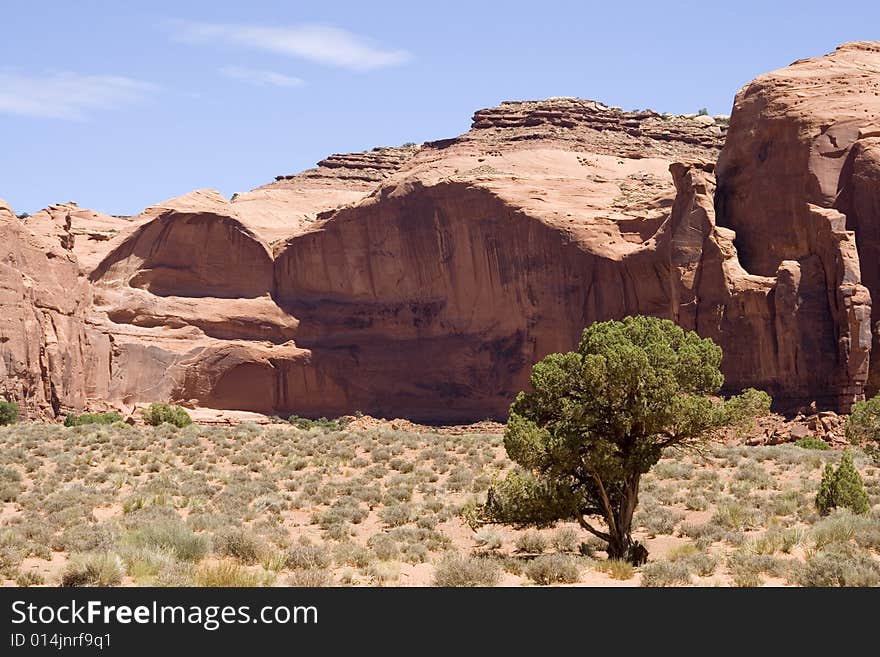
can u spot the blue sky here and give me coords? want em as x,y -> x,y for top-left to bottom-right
1,0 -> 878,216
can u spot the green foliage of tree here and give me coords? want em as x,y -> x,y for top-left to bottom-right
816,452 -> 870,515
142,403 -> 192,428
846,393 -> 880,461
480,316 -> 753,564
64,411 -> 124,427
0,400 -> 19,426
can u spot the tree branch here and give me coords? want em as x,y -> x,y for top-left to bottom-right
592,473 -> 618,537
577,516 -> 611,542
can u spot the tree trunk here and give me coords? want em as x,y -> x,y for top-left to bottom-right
605,474 -> 648,566
606,532 -> 648,565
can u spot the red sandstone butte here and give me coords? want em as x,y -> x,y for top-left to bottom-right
1,43 -> 878,422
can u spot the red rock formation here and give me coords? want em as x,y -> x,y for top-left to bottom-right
1,45 -> 878,421
0,199 -> 102,417
716,41 -> 879,404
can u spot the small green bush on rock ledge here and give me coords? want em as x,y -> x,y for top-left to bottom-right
64,411 -> 124,427
0,400 -> 19,426
142,403 -> 192,428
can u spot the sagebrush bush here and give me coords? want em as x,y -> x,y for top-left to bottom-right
797,543 -> 880,587
287,568 -> 332,587
125,519 -> 209,562
214,528 -> 264,564
285,544 -> 332,570
195,561 -> 271,587
433,553 -> 500,587
379,503 -> 415,527
640,559 -> 692,587
367,534 -> 399,561
15,570 -> 45,587
142,403 -> 192,428
524,554 -> 580,585
595,558 -> 635,580
515,530 -> 547,554
0,400 -> 19,426
551,527 -> 580,553
473,528 -> 503,550
816,452 -> 870,515
0,466 -> 22,502
810,509 -> 880,549
61,553 -> 123,587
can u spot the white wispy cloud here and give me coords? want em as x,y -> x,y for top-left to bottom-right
0,71 -> 158,120
219,66 -> 304,88
173,22 -> 411,71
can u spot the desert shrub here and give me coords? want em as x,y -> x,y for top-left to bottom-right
15,570 -> 45,587
379,503 -> 416,527
287,415 -> 344,431
52,523 -> 118,553
794,436 -> 829,451
433,553 -> 500,587
640,559 -> 692,587
552,527 -> 580,553
524,554 -> 580,584
473,528 -> 504,550
722,388 -> 772,427
0,466 -> 22,502
734,462 -> 773,489
685,496 -> 709,511
0,400 -> 19,426
333,542 -> 374,569
653,462 -> 694,480
64,411 -> 123,427
61,553 -> 123,587
214,528 -> 264,564
726,551 -> 788,587
153,562 -> 196,587
712,501 -> 758,531
125,519 -> 209,562
142,403 -> 192,428
0,534 -> 23,578
634,504 -> 685,536
810,509 -> 880,549
665,543 -> 718,577
846,394 -> 880,455
194,561 -> 271,587
515,530 -> 547,554
816,452 -> 870,515
118,545 -> 176,581
366,561 -> 401,586
285,544 -> 332,570
797,543 -> 880,587
287,568 -> 332,587
367,534 -> 399,561
595,558 -> 635,580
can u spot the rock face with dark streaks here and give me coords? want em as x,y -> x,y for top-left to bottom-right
1,43 -> 878,421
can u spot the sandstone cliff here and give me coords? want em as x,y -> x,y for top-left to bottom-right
1,44 -> 878,421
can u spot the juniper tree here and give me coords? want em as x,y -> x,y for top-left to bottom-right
480,315 -> 747,565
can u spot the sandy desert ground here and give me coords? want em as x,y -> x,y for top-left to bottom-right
1,417 -> 878,587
